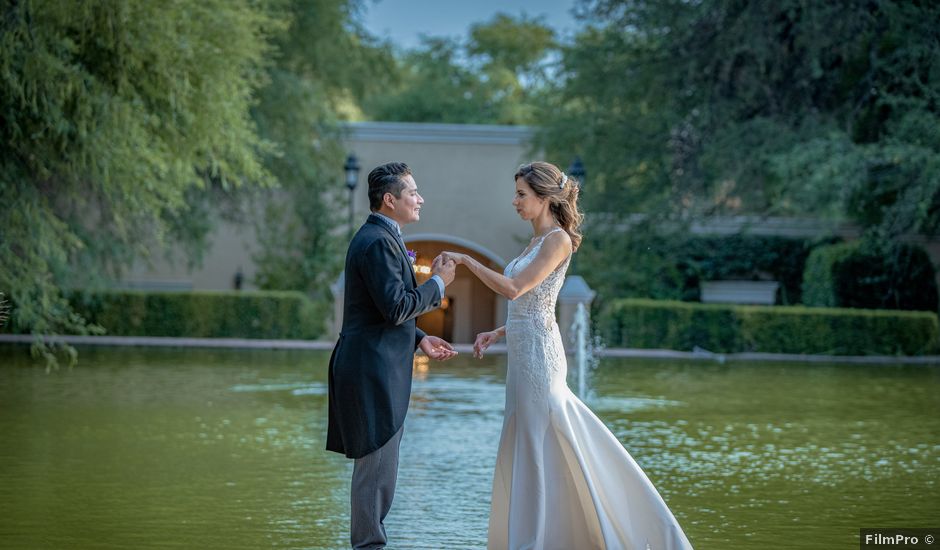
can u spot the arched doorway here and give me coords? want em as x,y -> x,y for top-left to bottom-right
405,235 -> 506,344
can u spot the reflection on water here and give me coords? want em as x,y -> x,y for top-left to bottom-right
0,346 -> 938,549
230,382 -> 328,397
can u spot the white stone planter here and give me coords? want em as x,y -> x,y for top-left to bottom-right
700,280 -> 780,305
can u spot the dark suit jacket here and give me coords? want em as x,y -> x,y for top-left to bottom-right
326,214 -> 442,458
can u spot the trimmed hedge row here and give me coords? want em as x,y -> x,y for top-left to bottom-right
802,241 -> 939,312
598,298 -> 939,356
67,290 -> 324,339
801,242 -> 857,307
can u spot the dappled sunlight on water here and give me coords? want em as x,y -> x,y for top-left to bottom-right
0,346 -> 937,549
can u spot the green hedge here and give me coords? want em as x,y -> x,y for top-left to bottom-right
66,290 -> 324,339
801,242 -> 857,307
598,298 -> 939,355
803,241 -> 939,312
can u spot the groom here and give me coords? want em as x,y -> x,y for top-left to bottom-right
326,161 -> 457,549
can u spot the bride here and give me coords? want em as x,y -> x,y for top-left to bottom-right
438,162 -> 693,550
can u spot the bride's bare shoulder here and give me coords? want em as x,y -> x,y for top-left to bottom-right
543,229 -> 572,254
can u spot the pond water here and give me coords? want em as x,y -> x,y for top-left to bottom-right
0,346 -> 938,549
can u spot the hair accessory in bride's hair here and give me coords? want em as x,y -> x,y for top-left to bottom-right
559,173 -> 568,189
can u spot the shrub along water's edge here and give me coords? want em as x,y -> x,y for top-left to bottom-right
62,290 -> 325,340
598,298 -> 939,356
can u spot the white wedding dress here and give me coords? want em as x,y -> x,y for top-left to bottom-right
488,228 -> 693,550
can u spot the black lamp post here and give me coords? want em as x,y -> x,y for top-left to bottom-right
568,156 -> 586,189
344,153 -> 361,239
567,157 -> 586,273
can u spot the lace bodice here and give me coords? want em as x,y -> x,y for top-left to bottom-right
504,228 -> 570,326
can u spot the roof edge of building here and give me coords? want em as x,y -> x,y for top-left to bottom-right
342,121 -> 536,145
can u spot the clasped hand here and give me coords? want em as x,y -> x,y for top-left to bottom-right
435,251 -> 468,266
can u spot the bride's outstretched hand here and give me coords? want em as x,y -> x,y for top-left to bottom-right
473,330 -> 500,359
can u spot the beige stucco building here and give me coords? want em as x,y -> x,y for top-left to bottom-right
123,122 -> 544,343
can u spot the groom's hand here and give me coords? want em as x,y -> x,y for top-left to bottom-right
431,255 -> 456,286
419,335 -> 458,361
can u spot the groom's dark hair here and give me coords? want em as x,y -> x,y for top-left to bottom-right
368,162 -> 412,211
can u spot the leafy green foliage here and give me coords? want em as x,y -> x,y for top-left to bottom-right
0,0 -> 282,364
804,241 -> 939,312
361,13 -> 556,124
575,217 -> 688,302
0,292 -> 9,326
801,242 -> 858,307
600,298 -> 740,353
1,0 -> 394,364
736,306 -> 939,356
468,13 -> 556,75
250,0 -> 395,304
599,298 -> 939,355
835,243 -> 939,312
543,0 -> 940,287
67,290 -> 323,339
673,235 -> 821,304
578,223 -> 821,305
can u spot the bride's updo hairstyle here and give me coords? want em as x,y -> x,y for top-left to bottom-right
514,161 -> 584,251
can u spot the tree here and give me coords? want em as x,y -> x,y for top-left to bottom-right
362,13 -> 557,125
250,0 -> 396,321
0,0 -> 280,363
540,0 -> 940,300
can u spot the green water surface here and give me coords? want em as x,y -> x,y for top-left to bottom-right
0,346 -> 937,549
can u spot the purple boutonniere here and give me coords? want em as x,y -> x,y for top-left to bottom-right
407,249 -> 417,265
